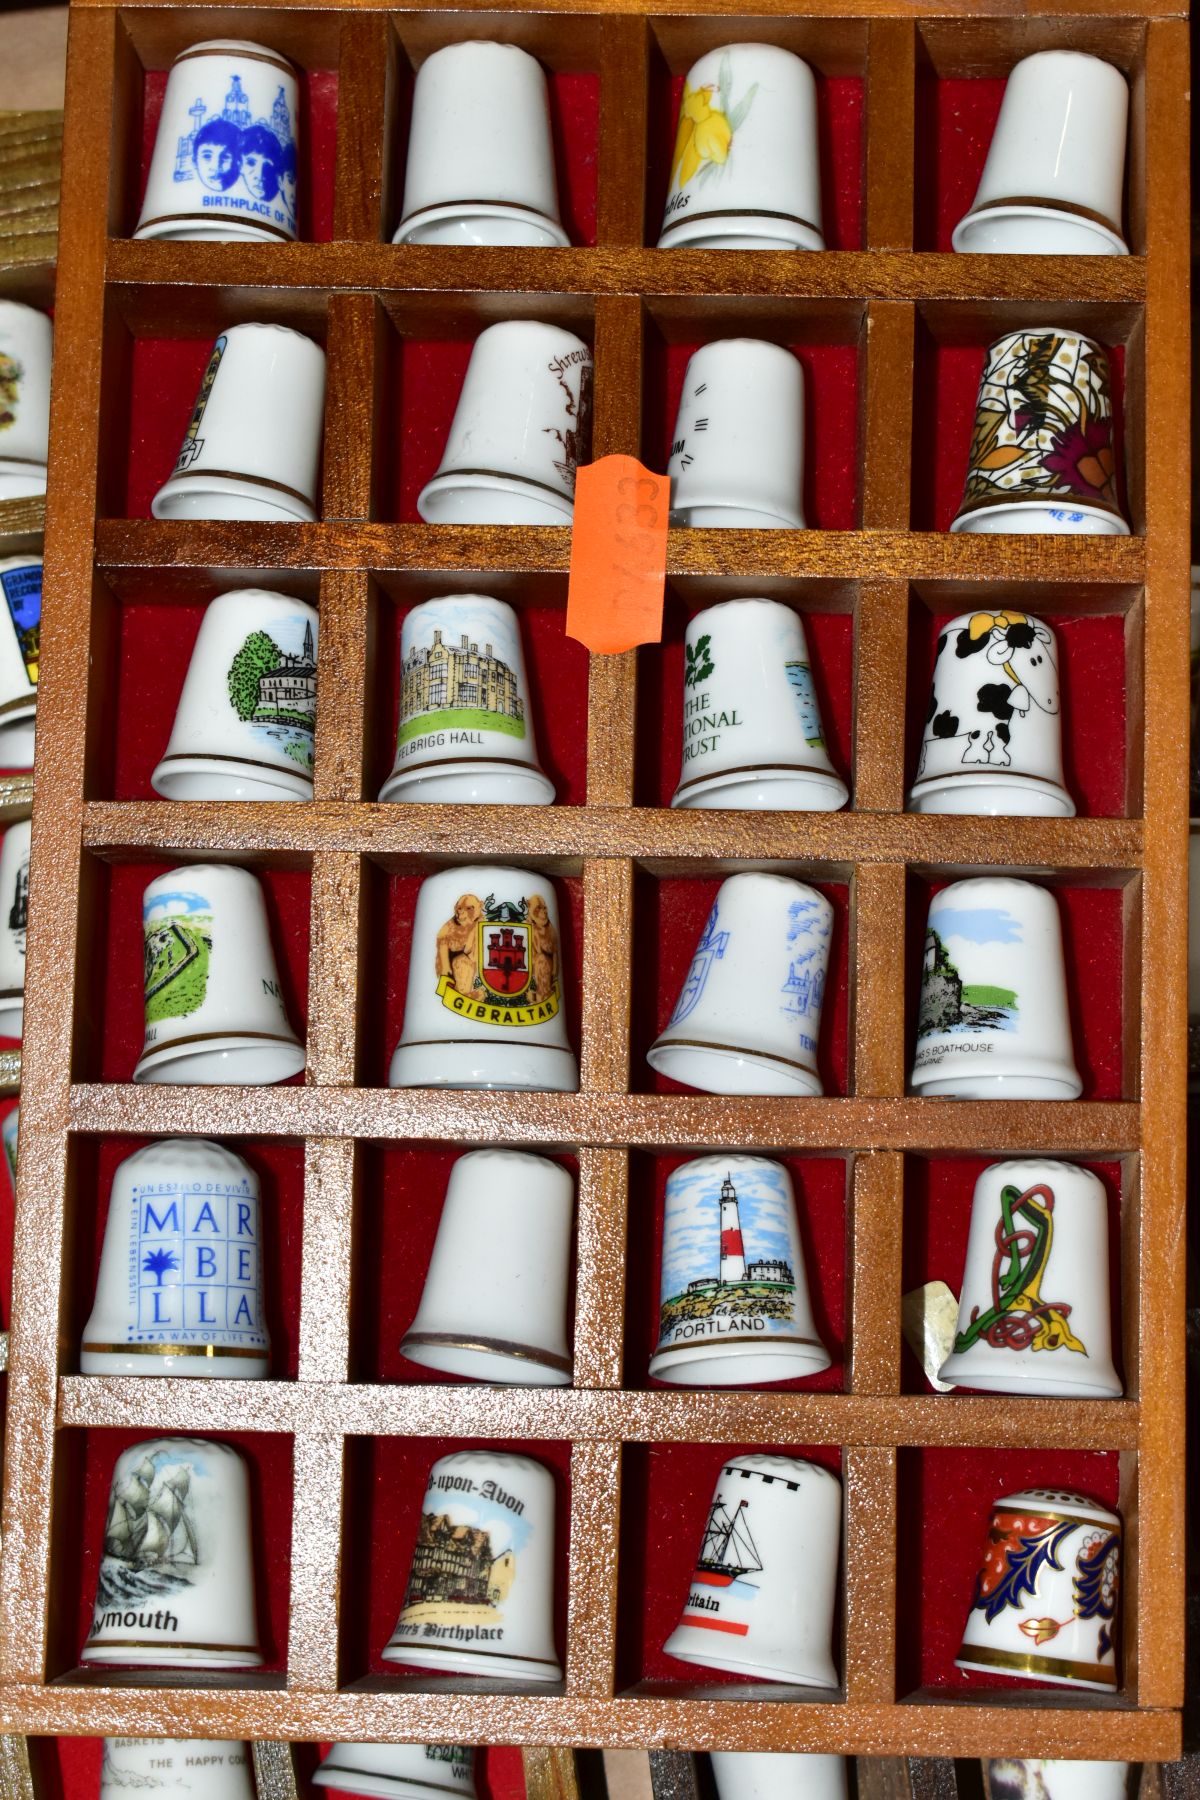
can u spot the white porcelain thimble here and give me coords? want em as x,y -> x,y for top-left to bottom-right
315,1744 -> 477,1800
2,1105 -> 17,1200
650,1154 -> 829,1386
82,1435 -> 263,1668
658,45 -> 824,252
986,1760 -> 1130,1800
133,863 -> 305,1085
937,1160 -> 1120,1399
135,40 -> 300,244
663,1452 -> 840,1686
909,608 -> 1072,817
0,556 -> 39,767
668,340 -> 805,529
711,1753 -> 848,1800
383,1450 -> 562,1682
0,301 -> 52,500
418,322 -> 592,526
951,329 -> 1128,537
954,52 -> 1129,257
81,1138 -> 270,1379
672,600 -> 846,810
648,872 -> 833,1096
379,594 -> 554,805
151,324 -> 326,523
910,877 -> 1081,1100
957,1487 -> 1120,1689
101,1739 -> 256,1798
394,42 -> 568,247
401,1148 -> 573,1385
152,589 -> 318,801
0,817 -> 30,1039
388,863 -> 578,1092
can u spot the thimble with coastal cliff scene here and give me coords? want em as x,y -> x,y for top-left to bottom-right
82,1435 -> 263,1668
908,608 -> 1072,817
101,1739 -> 256,1799
938,1160 -> 1120,1400
663,1452 -> 840,1687
957,1487 -> 1121,1690
388,863 -> 578,1091
951,328 -> 1128,536
315,1744 -> 477,1800
649,1154 -> 829,1386
383,1450 -> 562,1682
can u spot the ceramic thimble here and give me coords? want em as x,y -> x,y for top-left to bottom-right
951,329 -> 1128,536
957,1487 -> 1120,1689
0,817 -> 30,1040
133,862 -> 305,1085
659,45 -> 824,252
2,1105 -> 17,1200
986,1760 -> 1130,1800
135,40 -> 300,243
650,1154 -> 829,1386
0,301 -> 52,500
663,1452 -> 840,1686
672,599 -> 846,810
81,1138 -> 270,1379
910,609 -> 1071,817
711,1753 -> 848,1800
668,339 -> 805,529
0,556 -> 40,767
151,324 -> 325,523
383,1450 -> 562,1681
648,872 -> 833,1096
152,589 -> 318,801
954,52 -> 1129,257
394,42 -> 568,247
315,1744 -> 477,1800
402,1148 -> 573,1385
380,594 -> 553,804
911,877 -> 1081,1100
388,863 -> 578,1091
418,322 -> 592,525
101,1739 -> 256,1798
937,1160 -> 1120,1399
82,1435 -> 263,1668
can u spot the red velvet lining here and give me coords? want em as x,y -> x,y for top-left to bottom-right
624,1152 -> 847,1393
914,76 -> 1006,254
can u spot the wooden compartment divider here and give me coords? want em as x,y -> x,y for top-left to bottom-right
0,0 -> 1190,1776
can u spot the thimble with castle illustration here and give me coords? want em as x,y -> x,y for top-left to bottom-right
135,40 -> 300,243
663,1452 -> 841,1686
81,1435 -> 263,1668
81,1137 -> 270,1380
383,1450 -> 562,1682
100,1738 -> 256,1799
937,1159 -> 1121,1400
650,1154 -> 830,1387
388,862 -> 578,1091
957,1487 -> 1121,1690
908,608 -> 1073,817
133,863 -> 305,1085
951,328 -> 1128,536
315,1744 -> 477,1800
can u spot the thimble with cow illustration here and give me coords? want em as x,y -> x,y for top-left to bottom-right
909,608 -> 1073,817
315,1744 -> 477,1800
951,328 -> 1128,536
663,1452 -> 841,1686
100,1739 -> 256,1799
957,1487 -> 1121,1689
81,1435 -> 263,1668
937,1160 -> 1121,1399
383,1450 -> 562,1682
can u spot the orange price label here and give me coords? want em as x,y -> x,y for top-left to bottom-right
565,455 -> 668,654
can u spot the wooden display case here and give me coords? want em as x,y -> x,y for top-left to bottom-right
0,0 -> 1190,1774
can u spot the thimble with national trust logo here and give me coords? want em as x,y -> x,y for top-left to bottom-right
388,863 -> 578,1091
957,1487 -> 1121,1689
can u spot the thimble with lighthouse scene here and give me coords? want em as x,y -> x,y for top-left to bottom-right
649,1154 -> 829,1386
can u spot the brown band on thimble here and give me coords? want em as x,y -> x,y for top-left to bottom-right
401,1329 -> 572,1375
82,1636 -> 263,1656
0,456 -> 46,468
969,194 -> 1123,238
386,1637 -> 561,1666
0,693 -> 35,721
400,198 -> 561,224
655,1035 -> 818,1077
138,1027 -> 302,1056
136,211 -> 296,243
386,752 -> 542,775
673,759 -> 835,795
426,467 -> 576,508
955,489 -> 1124,522
159,466 -> 315,510
154,750 -> 310,777
664,205 -> 822,235
652,1332 -> 825,1357
172,44 -> 298,78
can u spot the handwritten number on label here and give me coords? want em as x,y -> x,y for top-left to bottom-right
566,456 -> 668,655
